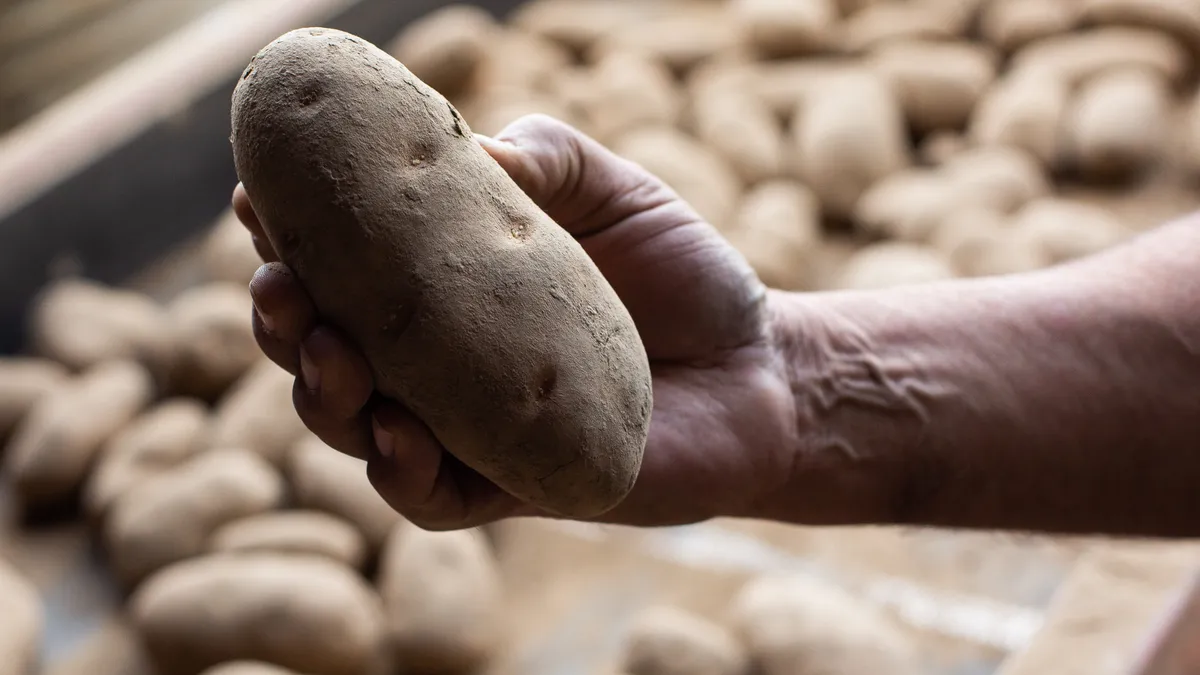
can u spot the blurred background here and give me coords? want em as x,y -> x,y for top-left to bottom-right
1,1 -> 1199,675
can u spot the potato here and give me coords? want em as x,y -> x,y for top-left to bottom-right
866,39 -> 997,133
725,181 -> 821,290
916,131 -> 968,166
29,278 -> 171,374
732,0 -> 839,58
1010,198 -> 1131,263
690,78 -> 786,186
509,0 -> 665,54
209,511 -> 368,570
287,434 -> 402,551
968,68 -> 1070,168
792,71 -> 910,220
841,1 -> 966,53
1189,91 -> 1200,176
730,575 -> 920,675
834,242 -> 956,290
812,236 -> 861,291
385,4 -> 496,98
5,359 -> 153,508
164,283 -> 259,401
472,29 -> 572,95
590,7 -> 742,74
1012,28 -> 1190,88
979,0 -> 1081,52
932,208 -> 1050,277
378,524 -> 502,674
1063,68 -> 1169,183
620,606 -> 749,675
131,553 -> 385,675
199,209 -> 262,286
201,664 -> 303,675
576,51 -> 683,143
83,398 -> 208,521
465,93 -> 581,139
232,28 -> 651,518
0,556 -> 42,675
751,60 -> 862,119
0,357 -> 67,443
854,169 -> 957,242
940,145 -> 1049,213
1077,0 -> 1200,49
205,359 -> 307,467
613,126 -> 743,230
105,448 -> 285,587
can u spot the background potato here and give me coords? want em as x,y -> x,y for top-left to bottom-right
1063,67 -> 1169,183
4,359 -> 153,509
231,28 -> 651,518
205,359 -> 307,467
0,357 -> 67,444
104,448 -> 285,587
200,664 -> 305,675
131,554 -> 385,675
725,180 -> 821,289
385,4 -> 497,99
208,511 -> 368,570
378,524 -> 503,674
84,397 -> 209,521
866,39 -> 997,133
164,283 -> 259,402
968,68 -> 1070,169
619,605 -> 749,675
835,242 -> 956,290
1010,27 -> 1190,87
732,0 -> 839,58
0,556 -> 42,675
198,209 -> 263,286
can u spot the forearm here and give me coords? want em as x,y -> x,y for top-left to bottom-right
765,215 -> 1200,537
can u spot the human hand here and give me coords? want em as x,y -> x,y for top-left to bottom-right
233,114 -> 802,530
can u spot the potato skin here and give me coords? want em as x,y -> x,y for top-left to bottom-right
231,28 -> 650,518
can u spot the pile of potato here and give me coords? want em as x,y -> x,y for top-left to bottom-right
393,0 -> 1200,291
3,0 -> 1200,672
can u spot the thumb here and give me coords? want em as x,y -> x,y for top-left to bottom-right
474,114 -> 678,238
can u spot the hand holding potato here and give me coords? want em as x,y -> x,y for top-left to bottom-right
233,113 -> 801,531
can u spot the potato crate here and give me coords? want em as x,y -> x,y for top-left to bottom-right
1,2 -> 1198,675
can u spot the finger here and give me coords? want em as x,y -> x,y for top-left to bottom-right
250,263 -> 317,374
476,114 -> 680,238
291,326 -> 375,460
232,183 -> 279,263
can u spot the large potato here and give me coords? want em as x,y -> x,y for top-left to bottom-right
131,553 -> 385,675
4,359 -> 153,508
0,357 -> 67,444
104,448 -> 285,587
620,605 -> 749,675
231,28 -> 651,518
209,511 -> 368,570
1063,68 -> 1169,183
205,359 -> 307,466
0,556 -> 42,675
84,398 -> 209,521
287,434 -> 403,551
576,51 -> 683,144
164,283 -> 260,401
1010,198 -> 1131,263
377,524 -> 502,673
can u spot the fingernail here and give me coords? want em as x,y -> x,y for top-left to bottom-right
299,344 -> 320,393
252,295 -> 275,332
372,416 -> 395,458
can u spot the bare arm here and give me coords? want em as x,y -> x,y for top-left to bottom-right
763,215 -> 1200,537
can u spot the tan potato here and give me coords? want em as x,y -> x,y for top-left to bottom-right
690,80 -> 786,186
613,126 -> 743,230
199,208 -> 263,286
834,242 -> 956,290
1077,0 -> 1200,50
750,60 -> 862,119
1063,68 -> 1169,183
472,28 -> 573,95
854,169 -> 958,242
866,39 -> 997,133
0,556 -> 42,675
620,605 -> 749,675
932,207 -> 1050,277
730,575 -> 921,675
916,131 -> 968,166
979,0 -> 1081,52
508,0 -> 668,54
201,663 -> 303,675
205,359 -> 307,467
812,236 -> 863,290
1010,198 -> 1131,263
209,511 -> 368,570
841,1 -> 966,53
83,398 -> 209,521
164,283 -> 259,401
576,51 -> 683,144
590,6 -> 742,74
378,524 -> 502,674
287,434 -> 402,551
385,4 -> 496,98
465,93 -> 581,139
105,448 -> 285,587
1189,91 -> 1200,176
725,181 -> 821,290
131,553 -> 385,675
792,71 -> 910,219
28,278 -> 172,374
232,29 -> 651,518
732,0 -> 839,58
0,357 -> 67,443
5,359 -> 153,508
1011,27 -> 1190,88
940,145 -> 1049,213
968,68 -> 1070,168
